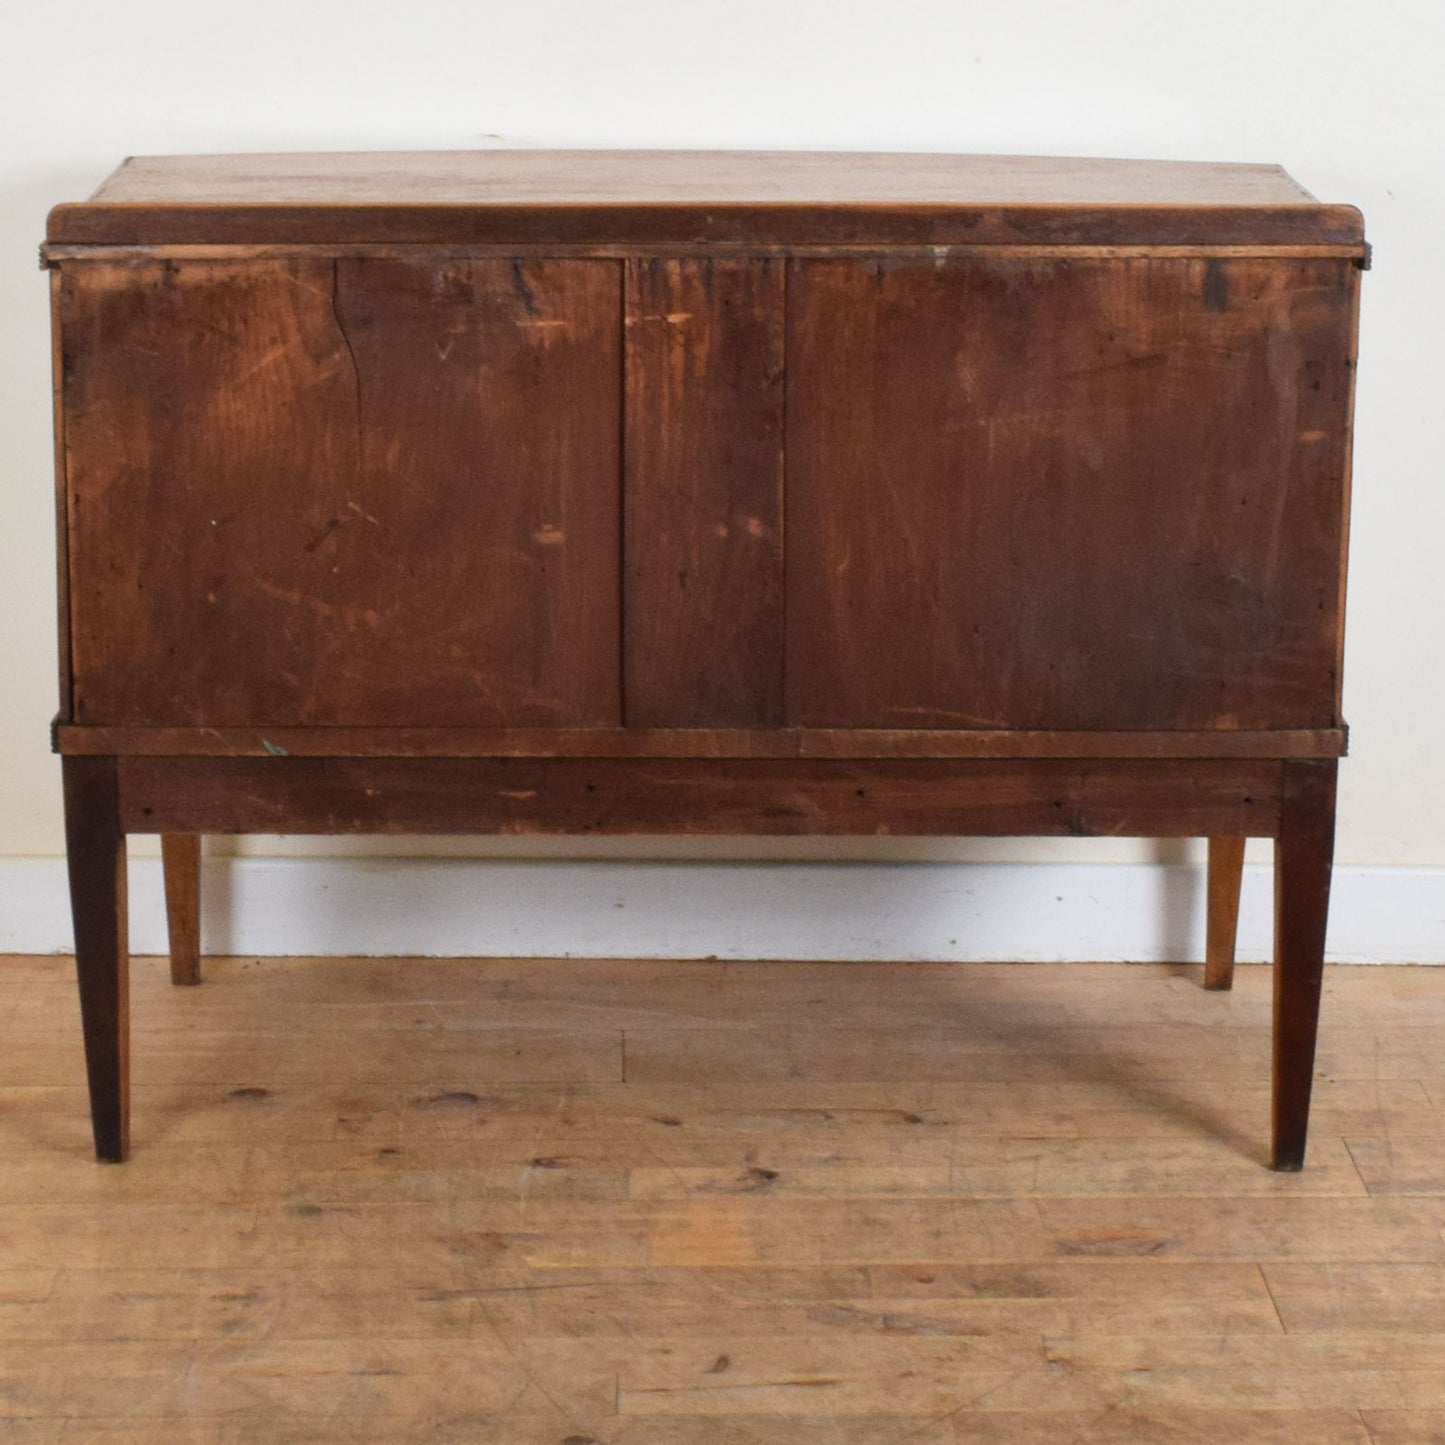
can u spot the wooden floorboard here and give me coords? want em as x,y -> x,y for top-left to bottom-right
2,954 -> 1443,1440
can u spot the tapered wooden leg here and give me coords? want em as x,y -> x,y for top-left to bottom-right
62,755 -> 130,1162
1271,760 -> 1337,1172
1204,835 -> 1246,990
161,833 -> 202,986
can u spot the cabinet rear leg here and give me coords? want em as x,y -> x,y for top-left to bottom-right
161,833 -> 202,986
1205,835 -> 1246,990
1271,761 -> 1337,1172
63,756 -> 130,1163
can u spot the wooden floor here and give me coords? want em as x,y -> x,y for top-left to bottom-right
4,954 -> 1445,1443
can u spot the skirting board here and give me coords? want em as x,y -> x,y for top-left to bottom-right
0,857 -> 1441,963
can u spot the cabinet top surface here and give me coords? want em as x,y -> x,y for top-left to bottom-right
47,150 -> 1364,249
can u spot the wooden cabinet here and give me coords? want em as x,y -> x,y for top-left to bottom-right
44,151 -> 1366,1166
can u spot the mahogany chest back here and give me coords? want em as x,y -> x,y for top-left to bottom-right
43,151 -> 1366,1164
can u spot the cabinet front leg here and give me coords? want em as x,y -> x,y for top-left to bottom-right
1205,836 -> 1246,990
63,756 -> 131,1162
1271,760 -> 1337,1172
161,833 -> 202,986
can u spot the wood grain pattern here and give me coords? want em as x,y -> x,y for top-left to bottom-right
785,255 -> 1358,732
43,243 -> 1373,270
1272,760 -> 1338,1170
624,258 -> 785,726
61,256 -> 622,728
61,757 -> 129,1162
45,151 -> 1367,249
49,270 -> 73,721
0,954 -> 1438,1439
1205,835 -> 1247,990
45,155 -> 1362,1176
160,834 -> 201,987
113,756 -> 1283,838
47,205 -> 1369,252
54,724 -> 1349,760
82,151 -> 1329,206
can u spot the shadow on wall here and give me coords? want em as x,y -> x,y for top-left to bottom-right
0,164 -> 111,321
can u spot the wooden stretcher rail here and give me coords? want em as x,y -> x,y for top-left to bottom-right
114,756 -> 1287,839
56,724 -> 1348,761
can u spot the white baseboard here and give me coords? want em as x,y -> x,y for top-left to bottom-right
1,856 -> 1441,963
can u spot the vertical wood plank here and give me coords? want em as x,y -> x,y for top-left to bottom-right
60,257 -> 623,728
1272,760 -> 1337,1170
785,256 -> 1357,732
624,258 -> 785,726
62,755 -> 130,1162
1205,836 -> 1246,991
50,269 -> 73,721
60,260 -> 354,728
328,256 -> 623,728
161,833 -> 201,987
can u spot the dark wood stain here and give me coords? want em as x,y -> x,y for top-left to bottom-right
115,756 -> 1282,841
62,257 -> 622,728
160,832 -> 201,986
1202,258 -> 1230,312
785,255 -> 1357,732
45,150 -> 1365,250
54,723 -> 1347,761
1272,759 -> 1338,1169
624,258 -> 785,726
45,151 -> 1364,1168
62,755 -> 129,1162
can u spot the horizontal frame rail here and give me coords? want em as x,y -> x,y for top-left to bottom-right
58,724 -> 1346,762
115,756 -> 1286,839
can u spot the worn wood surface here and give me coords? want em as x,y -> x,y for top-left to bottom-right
1,952 -> 1440,1438
61,757 -> 129,1162
624,257 -> 785,726
785,255 -> 1358,732
44,243 -> 1375,271
46,150 -> 1367,249
49,270 -> 73,721
47,160 -> 1361,1184
114,756 -> 1284,839
79,151 -> 1330,206
49,205 -> 1368,250
60,256 -> 622,729
55,724 -> 1349,760
1206,836 -> 1247,991
1273,760 -> 1338,1170
160,834 -> 201,987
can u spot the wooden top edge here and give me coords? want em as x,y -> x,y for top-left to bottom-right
47,151 -> 1362,247
38,242 -> 1371,270
85,149 -> 1318,202
44,200 -> 1366,249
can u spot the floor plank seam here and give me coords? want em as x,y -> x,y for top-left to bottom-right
1340,1136 -> 1376,1198
1256,1262 -> 1288,1335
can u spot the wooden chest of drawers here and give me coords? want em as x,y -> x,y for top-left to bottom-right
43,151 -> 1366,1164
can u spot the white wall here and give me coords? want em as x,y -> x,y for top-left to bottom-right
2,1 -> 1442,954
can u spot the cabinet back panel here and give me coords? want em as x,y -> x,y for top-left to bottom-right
61,257 -> 622,728
784,256 -> 1356,732
623,257 -> 786,726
